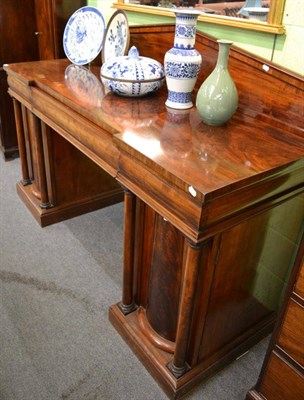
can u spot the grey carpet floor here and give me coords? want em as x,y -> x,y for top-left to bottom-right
0,156 -> 269,400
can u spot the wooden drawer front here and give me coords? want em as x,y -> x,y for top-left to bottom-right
260,351 -> 304,400
277,298 -> 304,367
295,260 -> 304,299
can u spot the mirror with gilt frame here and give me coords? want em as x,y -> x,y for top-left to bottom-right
113,0 -> 286,34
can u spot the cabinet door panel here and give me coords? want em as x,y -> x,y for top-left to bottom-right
34,0 -> 87,60
0,0 -> 39,64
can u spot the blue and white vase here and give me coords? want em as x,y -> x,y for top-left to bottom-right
164,9 -> 202,110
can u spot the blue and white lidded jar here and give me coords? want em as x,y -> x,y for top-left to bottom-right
100,46 -> 165,97
164,9 -> 202,110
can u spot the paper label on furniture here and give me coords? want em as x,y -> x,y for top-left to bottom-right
263,64 -> 270,72
188,186 -> 197,197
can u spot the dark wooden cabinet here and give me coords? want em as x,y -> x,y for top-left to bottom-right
4,26 -> 304,399
247,236 -> 304,400
0,0 -> 39,160
0,0 -> 86,160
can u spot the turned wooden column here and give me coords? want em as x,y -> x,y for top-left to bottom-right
168,240 -> 202,378
120,188 -> 137,314
12,99 -> 31,185
27,111 -> 52,209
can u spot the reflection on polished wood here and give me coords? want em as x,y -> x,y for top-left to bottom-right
4,25 -> 304,399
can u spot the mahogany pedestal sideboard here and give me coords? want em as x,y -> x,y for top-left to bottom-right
4,26 -> 304,399
247,235 -> 304,400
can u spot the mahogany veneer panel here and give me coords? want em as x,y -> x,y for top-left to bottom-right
195,213 -> 272,365
145,213 -> 184,342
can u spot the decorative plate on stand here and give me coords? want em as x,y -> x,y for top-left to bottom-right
101,10 -> 130,64
63,6 -> 106,65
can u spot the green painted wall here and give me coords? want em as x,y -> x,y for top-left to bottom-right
272,0 -> 304,74
88,0 -> 116,22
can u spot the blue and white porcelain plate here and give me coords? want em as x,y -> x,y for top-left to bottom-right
63,6 -> 106,65
101,10 -> 129,64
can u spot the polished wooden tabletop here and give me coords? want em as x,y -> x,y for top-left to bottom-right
6,59 -> 304,200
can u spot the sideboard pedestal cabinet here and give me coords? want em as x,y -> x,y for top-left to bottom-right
11,95 -> 123,227
4,26 -> 304,399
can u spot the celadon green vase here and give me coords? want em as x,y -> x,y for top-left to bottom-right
196,39 -> 238,126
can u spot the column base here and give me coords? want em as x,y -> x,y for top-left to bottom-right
118,301 -> 137,315
167,360 -> 190,379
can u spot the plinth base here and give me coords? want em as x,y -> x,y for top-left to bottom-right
109,303 -> 274,399
17,182 -> 123,227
